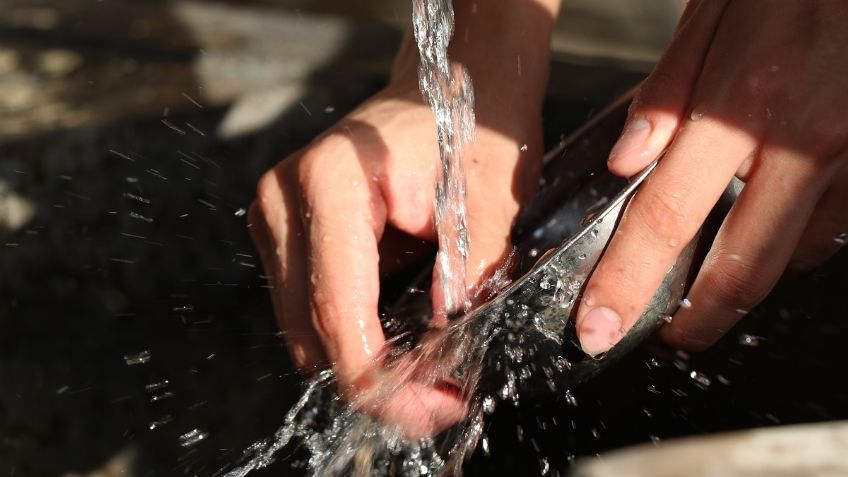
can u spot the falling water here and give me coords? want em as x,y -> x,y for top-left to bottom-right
413,0 -> 475,315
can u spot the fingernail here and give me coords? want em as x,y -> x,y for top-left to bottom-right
608,119 -> 652,166
577,307 -> 624,357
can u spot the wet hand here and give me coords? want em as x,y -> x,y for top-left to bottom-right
576,0 -> 848,356
248,50 -> 546,437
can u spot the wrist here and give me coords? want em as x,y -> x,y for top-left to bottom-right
391,0 -> 559,112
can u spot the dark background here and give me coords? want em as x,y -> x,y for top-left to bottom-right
0,1 -> 845,476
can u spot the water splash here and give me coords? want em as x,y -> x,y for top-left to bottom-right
223,2 -> 503,474
222,311 -> 502,476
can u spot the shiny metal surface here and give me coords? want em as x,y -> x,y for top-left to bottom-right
468,96 -> 739,396
387,92 -> 739,398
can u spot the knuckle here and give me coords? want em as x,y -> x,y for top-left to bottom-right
704,254 -> 770,309
629,186 -> 694,248
295,134 -> 358,194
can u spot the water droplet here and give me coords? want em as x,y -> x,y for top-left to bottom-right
738,333 -> 764,347
234,208 -> 247,217
128,211 -> 153,223
482,395 -> 496,414
481,435 -> 490,456
553,356 -> 571,372
539,457 -> 550,475
689,370 -> 711,387
520,144 -> 528,152
660,314 -> 673,323
690,110 -> 704,121
148,415 -> 172,430
552,279 -> 566,304
499,371 -> 518,403
577,253 -> 586,260
647,384 -> 660,395
145,380 -> 169,392
150,391 -> 174,402
179,428 -> 208,447
529,248 -> 539,258
124,350 -> 151,366
564,389 -> 578,407
834,232 -> 847,245
679,298 -> 692,309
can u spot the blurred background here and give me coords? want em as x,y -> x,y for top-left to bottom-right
0,1 -> 845,476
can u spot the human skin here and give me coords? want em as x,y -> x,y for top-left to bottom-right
575,0 -> 848,356
251,0 -> 848,438
249,0 -> 562,439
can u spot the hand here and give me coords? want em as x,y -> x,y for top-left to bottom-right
248,0 -> 557,438
576,0 -> 848,356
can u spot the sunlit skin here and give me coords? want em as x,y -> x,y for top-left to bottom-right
250,0 -> 557,439
575,0 -> 848,355
251,0 -> 848,438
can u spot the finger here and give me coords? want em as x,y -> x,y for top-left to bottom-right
661,145 -> 828,350
577,115 -> 759,357
607,0 -> 731,176
299,138 -> 466,438
253,166 -> 327,370
789,159 -> 848,272
297,143 -> 388,385
431,128 -> 542,318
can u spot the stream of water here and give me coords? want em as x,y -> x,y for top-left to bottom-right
222,1 -> 491,475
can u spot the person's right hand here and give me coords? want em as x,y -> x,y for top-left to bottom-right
247,0 -> 558,439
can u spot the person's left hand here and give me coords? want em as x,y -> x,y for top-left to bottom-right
575,0 -> 848,356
